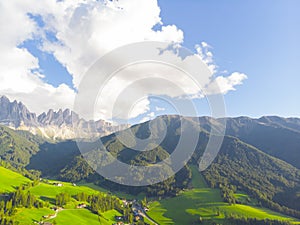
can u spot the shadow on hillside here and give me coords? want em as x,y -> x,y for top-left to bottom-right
26,141 -> 81,177
40,196 -> 56,205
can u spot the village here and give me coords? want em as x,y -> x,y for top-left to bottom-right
33,182 -> 154,225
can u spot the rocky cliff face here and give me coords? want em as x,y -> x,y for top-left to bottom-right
0,96 -> 128,140
0,96 -> 38,127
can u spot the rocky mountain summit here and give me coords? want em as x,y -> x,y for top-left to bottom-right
0,96 -> 128,140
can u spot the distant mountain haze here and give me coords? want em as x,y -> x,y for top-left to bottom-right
0,95 -> 128,140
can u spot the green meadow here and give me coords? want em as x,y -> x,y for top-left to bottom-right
147,167 -> 300,225
12,182 -> 123,224
14,208 -> 54,225
1,164 -> 300,225
79,182 -> 146,200
0,166 -> 30,192
189,164 -> 208,188
29,181 -> 98,199
0,168 -> 122,224
14,208 -> 122,225
148,188 -> 300,225
50,209 -> 121,225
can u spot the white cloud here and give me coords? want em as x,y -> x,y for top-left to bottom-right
88,45 -> 247,120
201,42 -> 210,48
41,0 -> 184,88
91,58 -> 209,120
205,72 -> 248,95
128,98 -> 151,119
0,1 -> 76,114
140,112 -> 156,123
0,0 -> 247,119
195,42 -> 216,74
195,43 -> 247,95
155,106 -> 165,111
2,84 -> 75,114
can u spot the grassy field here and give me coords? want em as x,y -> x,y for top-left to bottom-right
29,181 -> 98,199
0,167 -> 123,224
49,209 -> 121,225
148,188 -> 300,225
14,208 -> 54,225
148,188 -> 224,225
14,208 -> 122,225
2,165 -> 300,225
234,191 -> 258,206
147,201 -> 174,224
0,166 -> 30,192
79,182 -> 146,200
189,164 -> 208,189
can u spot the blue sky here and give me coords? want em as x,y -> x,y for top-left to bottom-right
1,0 -> 299,121
158,0 -> 300,118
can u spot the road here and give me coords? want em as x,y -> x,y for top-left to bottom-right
133,203 -> 159,225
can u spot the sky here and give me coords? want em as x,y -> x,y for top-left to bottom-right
158,0 -> 300,118
0,0 -> 299,123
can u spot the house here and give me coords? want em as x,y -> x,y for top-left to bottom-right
43,214 -> 56,220
51,206 -> 63,212
113,222 -> 124,225
53,182 -> 63,187
134,215 -> 141,222
48,214 -> 56,219
76,203 -> 87,209
122,200 -> 128,206
72,183 -> 77,186
114,216 -> 124,221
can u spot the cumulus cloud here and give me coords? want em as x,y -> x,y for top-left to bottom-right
87,44 -> 247,120
0,0 -> 247,119
206,72 -> 248,95
41,0 -> 184,88
194,42 -> 248,95
0,0 -> 76,114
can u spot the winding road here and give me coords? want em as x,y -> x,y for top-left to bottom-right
133,203 -> 158,225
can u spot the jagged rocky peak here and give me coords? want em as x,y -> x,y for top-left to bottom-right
37,108 -> 79,126
0,95 -> 10,103
0,95 -> 38,127
0,95 -> 129,139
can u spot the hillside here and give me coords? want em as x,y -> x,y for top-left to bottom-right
1,165 -> 299,225
2,114 -> 300,224
198,116 -> 300,168
0,166 -> 128,225
146,164 -> 300,225
225,117 -> 300,169
30,115 -> 299,219
148,186 -> 300,225
0,166 -> 30,192
201,136 -> 300,216
0,125 -> 40,167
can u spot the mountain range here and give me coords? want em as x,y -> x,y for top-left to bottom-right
0,96 -> 300,221
0,95 -> 128,140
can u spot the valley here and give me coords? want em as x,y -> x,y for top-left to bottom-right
0,164 -> 299,225
0,97 -> 300,224
147,166 -> 300,225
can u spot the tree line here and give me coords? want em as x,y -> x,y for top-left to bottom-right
0,183 -> 44,225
